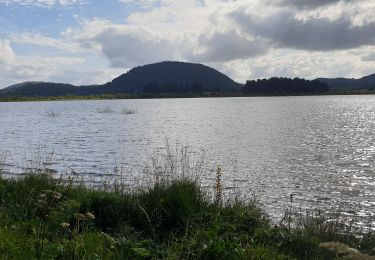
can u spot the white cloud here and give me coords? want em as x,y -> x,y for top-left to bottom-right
0,53 -> 119,88
11,33 -> 81,52
0,40 -> 15,64
192,30 -> 268,62
243,48 -> 372,80
231,8 -> 375,51
0,40 -> 100,88
62,0 -> 374,80
64,18 -> 181,67
0,55 -> 83,79
64,1 -> 266,68
119,0 -> 160,9
362,53 -> 375,61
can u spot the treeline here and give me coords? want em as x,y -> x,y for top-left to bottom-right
144,82 -> 207,94
242,77 -> 329,95
0,82 -> 218,98
0,93 -> 133,102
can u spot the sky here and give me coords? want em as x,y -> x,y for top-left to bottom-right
0,0 -> 374,89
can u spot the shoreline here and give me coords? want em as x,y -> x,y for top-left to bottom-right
1,90 -> 375,103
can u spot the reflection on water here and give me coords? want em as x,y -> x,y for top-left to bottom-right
1,96 -> 375,223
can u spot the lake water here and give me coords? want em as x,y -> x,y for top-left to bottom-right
1,96 -> 375,225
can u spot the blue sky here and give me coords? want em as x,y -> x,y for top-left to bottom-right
0,0 -> 136,37
0,0 -> 374,88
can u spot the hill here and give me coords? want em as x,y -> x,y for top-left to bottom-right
0,81 -> 102,97
0,61 -> 241,97
317,74 -> 375,90
104,61 -> 240,93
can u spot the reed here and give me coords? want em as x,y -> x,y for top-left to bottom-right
122,108 -> 137,115
97,106 -> 114,114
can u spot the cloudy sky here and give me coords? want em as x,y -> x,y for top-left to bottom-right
0,0 -> 374,88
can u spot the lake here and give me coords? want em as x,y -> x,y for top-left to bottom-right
1,96 -> 375,224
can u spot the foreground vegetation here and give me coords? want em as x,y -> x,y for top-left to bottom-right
0,172 -> 375,259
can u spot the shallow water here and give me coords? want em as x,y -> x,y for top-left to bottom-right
1,96 -> 375,224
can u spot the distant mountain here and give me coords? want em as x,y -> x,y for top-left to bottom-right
317,74 -> 375,90
0,61 -> 241,97
1,82 -> 78,96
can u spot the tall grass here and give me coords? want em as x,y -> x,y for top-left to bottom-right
0,154 -> 6,176
142,140 -> 207,187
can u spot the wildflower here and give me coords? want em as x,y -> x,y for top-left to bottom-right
74,213 -> 87,221
60,222 -> 70,228
85,212 -> 95,220
53,191 -> 62,200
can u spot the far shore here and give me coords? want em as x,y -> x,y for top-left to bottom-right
1,89 -> 375,103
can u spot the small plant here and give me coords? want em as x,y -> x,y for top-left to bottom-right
46,111 -> 60,117
280,193 -> 294,230
35,189 -> 63,257
97,107 -> 114,113
122,108 -> 137,115
73,212 -> 95,233
214,166 -> 223,205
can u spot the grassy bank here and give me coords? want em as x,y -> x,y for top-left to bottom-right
0,173 -> 375,259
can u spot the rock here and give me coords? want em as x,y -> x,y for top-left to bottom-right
319,242 -> 375,259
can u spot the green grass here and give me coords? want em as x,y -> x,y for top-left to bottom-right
0,173 -> 374,259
